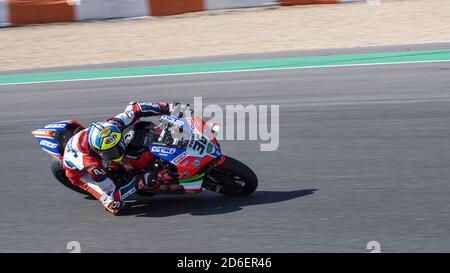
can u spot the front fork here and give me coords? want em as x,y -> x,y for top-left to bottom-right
202,154 -> 227,193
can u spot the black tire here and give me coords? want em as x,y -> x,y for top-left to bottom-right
51,159 -> 91,196
136,190 -> 155,197
208,156 -> 258,196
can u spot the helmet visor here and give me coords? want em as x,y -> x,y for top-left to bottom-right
97,141 -> 125,161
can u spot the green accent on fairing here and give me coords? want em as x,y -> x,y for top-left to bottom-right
206,143 -> 214,154
179,173 -> 205,184
1,49 -> 450,85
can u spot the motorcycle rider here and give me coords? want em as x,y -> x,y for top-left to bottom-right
62,101 -> 176,215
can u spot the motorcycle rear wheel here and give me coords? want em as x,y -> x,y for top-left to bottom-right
51,159 -> 91,196
207,156 -> 258,196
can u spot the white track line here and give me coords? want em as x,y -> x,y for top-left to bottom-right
1,59 -> 450,87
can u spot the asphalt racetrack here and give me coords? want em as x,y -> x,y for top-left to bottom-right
1,44 -> 450,252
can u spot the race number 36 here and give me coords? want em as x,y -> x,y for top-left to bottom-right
189,135 -> 208,154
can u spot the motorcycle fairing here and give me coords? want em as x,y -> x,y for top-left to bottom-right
32,120 -> 83,159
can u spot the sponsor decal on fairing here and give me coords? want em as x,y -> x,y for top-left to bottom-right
39,139 -> 58,149
151,146 -> 176,154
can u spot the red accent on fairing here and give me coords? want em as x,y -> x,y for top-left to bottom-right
184,189 -> 202,194
174,154 -> 217,179
175,156 -> 195,177
125,151 -> 154,169
66,120 -> 83,127
192,115 -> 206,132
215,154 -> 226,166
31,129 -> 55,138
191,115 -> 220,146
210,136 -> 219,146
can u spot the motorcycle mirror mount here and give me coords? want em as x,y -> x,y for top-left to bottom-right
178,103 -> 190,118
211,124 -> 220,138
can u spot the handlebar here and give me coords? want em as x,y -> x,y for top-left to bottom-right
177,103 -> 193,118
157,103 -> 193,145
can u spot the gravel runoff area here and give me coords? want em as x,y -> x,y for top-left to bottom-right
1,0 -> 450,71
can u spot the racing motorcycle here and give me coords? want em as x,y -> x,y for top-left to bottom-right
31,105 -> 258,198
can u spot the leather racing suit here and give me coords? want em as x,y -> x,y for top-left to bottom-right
62,102 -> 170,215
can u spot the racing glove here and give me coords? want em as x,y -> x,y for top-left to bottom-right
134,172 -> 158,189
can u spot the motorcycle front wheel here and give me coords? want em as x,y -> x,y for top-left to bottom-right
206,156 -> 258,196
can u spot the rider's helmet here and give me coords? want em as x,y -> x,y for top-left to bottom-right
87,122 -> 125,163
